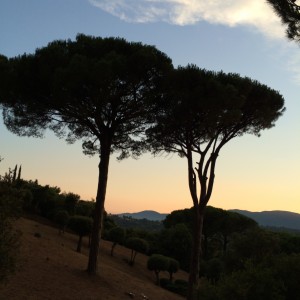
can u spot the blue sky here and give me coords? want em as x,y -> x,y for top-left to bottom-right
0,0 -> 299,214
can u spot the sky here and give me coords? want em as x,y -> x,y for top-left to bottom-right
0,0 -> 299,214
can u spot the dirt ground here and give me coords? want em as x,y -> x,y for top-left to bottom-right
0,217 -> 188,300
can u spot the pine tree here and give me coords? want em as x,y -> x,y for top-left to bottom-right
17,165 -> 22,181
267,0 -> 300,41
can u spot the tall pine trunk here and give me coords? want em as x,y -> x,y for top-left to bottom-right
87,145 -> 111,274
187,208 -> 205,300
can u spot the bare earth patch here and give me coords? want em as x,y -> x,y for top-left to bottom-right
0,217 -> 187,299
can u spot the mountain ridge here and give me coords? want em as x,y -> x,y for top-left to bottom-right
229,209 -> 300,230
116,209 -> 300,230
116,210 -> 168,221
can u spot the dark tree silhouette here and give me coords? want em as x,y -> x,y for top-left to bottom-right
63,192 -> 80,215
0,34 -> 173,274
267,0 -> 300,41
146,65 -> 285,300
167,257 -> 180,281
147,254 -> 170,285
54,210 -> 70,234
159,223 -> 192,271
68,215 -> 93,252
109,226 -> 126,256
0,165 -> 22,282
126,237 -> 149,266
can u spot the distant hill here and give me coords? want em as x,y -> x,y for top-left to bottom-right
117,210 -> 168,221
230,210 -> 300,231
116,209 -> 300,232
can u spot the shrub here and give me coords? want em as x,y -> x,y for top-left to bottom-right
159,278 -> 172,288
216,265 -> 285,300
205,257 -> 223,284
173,279 -> 188,296
159,277 -> 188,297
197,280 -> 220,300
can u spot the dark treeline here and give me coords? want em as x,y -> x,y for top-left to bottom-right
109,215 -> 164,232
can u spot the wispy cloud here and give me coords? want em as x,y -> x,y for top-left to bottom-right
88,0 -> 285,40
88,0 -> 300,85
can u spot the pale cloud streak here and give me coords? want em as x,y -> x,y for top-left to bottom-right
88,0 -> 286,40
88,0 -> 300,85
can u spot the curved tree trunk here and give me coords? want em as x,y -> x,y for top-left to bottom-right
87,144 -> 111,274
187,208 -> 205,300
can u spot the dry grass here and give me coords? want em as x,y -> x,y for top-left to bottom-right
0,217 -> 188,300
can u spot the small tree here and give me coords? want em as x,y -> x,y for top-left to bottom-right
109,226 -> 126,256
63,192 -> 80,215
12,165 -> 17,182
159,223 -> 193,271
126,237 -> 149,266
168,257 -> 180,281
17,165 -> 22,181
147,254 -> 170,285
54,210 -> 70,234
68,216 -> 93,252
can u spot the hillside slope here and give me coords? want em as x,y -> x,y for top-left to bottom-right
0,217 -> 187,300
